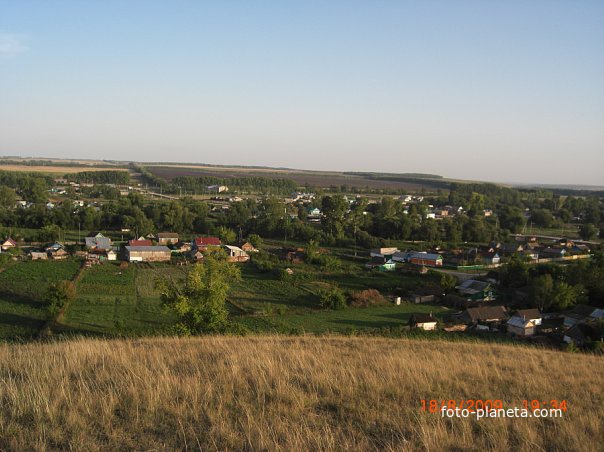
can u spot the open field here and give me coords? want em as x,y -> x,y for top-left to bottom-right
0,164 -> 124,173
228,258 -> 445,333
0,260 -> 81,339
61,262 -> 180,335
0,335 -> 601,450
0,157 -> 120,165
145,165 -> 444,191
0,257 -> 445,339
237,304 -> 449,333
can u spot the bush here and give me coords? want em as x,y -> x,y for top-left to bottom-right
318,286 -> 346,310
248,234 -> 263,248
251,251 -> 280,273
348,289 -> 386,307
317,254 -> 342,272
45,280 -> 76,316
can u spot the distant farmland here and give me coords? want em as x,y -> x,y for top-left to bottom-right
0,164 -> 125,174
145,165 -> 446,191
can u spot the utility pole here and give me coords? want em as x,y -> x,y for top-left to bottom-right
283,207 -> 288,248
353,216 -> 357,258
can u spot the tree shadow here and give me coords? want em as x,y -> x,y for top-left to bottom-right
0,312 -> 45,330
0,290 -> 43,309
330,319 -> 405,329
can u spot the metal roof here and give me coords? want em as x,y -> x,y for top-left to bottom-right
125,246 -> 171,252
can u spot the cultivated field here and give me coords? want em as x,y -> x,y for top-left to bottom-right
61,263 -> 180,335
0,260 -> 81,339
0,165 -> 124,173
0,335 -> 600,450
145,165 -> 442,191
0,256 -> 448,339
231,264 -> 448,333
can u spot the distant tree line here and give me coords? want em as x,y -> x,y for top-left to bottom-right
0,169 -> 601,248
499,252 -> 604,309
66,171 -> 130,185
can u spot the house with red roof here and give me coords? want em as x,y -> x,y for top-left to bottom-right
1,238 -> 17,252
191,236 -> 222,252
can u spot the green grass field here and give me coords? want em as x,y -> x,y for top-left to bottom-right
0,255 -> 447,339
230,259 -> 446,333
235,303 -> 449,333
61,262 -> 181,335
0,260 -> 81,339
230,265 -> 324,313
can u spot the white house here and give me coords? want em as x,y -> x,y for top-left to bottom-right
409,313 -> 438,331
507,317 -> 536,336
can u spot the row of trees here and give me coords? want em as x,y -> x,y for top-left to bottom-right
1,166 -> 602,246
500,253 -> 604,308
66,170 -> 130,185
0,191 -> 601,247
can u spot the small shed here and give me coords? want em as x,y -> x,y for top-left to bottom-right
30,251 -> 48,260
409,313 -> 438,331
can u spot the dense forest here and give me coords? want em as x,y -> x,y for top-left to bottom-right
65,171 -> 130,185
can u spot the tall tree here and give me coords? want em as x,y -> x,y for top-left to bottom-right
529,274 -> 554,311
321,195 -> 348,238
156,253 -> 241,334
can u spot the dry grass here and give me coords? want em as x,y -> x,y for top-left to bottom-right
0,336 -> 601,451
0,165 -> 123,173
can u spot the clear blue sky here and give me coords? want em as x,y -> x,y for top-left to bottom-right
1,0 -> 603,185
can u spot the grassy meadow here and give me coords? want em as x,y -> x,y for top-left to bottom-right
61,262 -> 180,335
0,256 -> 447,339
0,335 -> 601,450
0,260 -> 81,339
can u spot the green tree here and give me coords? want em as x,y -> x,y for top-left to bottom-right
531,209 -> 553,228
248,234 -> 263,248
579,223 -> 598,241
551,282 -> 578,311
19,177 -> 49,203
501,254 -> 530,288
440,274 -> 457,294
216,226 -> 236,244
156,253 -> 241,334
467,193 -> 485,217
39,224 -> 61,242
498,206 -> 525,233
321,195 -> 348,238
318,285 -> 346,310
529,274 -> 554,311
0,186 -> 16,208
45,280 -> 76,316
305,239 -> 320,262
317,254 -> 342,272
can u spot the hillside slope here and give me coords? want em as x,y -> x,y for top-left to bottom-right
0,336 -> 601,451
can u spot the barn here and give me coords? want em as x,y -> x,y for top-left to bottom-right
125,245 -> 172,262
409,253 -> 443,267
224,245 -> 250,263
